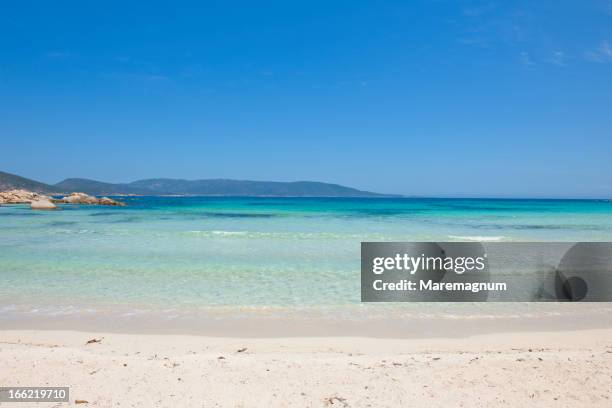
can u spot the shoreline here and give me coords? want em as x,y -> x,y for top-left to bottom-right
2,327 -> 611,357
2,304 -> 612,338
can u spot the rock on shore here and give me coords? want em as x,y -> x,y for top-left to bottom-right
0,189 -> 125,207
0,189 -> 51,204
30,199 -> 57,210
53,192 -> 125,206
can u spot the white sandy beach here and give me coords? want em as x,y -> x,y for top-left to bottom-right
1,328 -> 611,407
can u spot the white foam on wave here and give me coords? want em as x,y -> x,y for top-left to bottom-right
448,235 -> 505,242
186,230 -> 249,236
183,230 -> 375,239
209,230 -> 249,236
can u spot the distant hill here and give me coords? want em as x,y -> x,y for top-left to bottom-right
0,171 -> 61,193
127,178 -> 395,197
55,178 -> 153,196
57,177 -> 397,197
1,170 -> 398,197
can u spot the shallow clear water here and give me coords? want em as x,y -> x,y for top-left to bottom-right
1,197 -> 612,316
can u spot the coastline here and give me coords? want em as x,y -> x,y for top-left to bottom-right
2,302 -> 612,337
2,328 -> 611,407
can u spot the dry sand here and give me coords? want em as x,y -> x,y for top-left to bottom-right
1,328 -> 611,407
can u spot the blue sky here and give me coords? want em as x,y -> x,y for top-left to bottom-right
1,0 -> 611,197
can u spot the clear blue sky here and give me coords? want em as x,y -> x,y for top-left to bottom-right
1,1 -> 611,198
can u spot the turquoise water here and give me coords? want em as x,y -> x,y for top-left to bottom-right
1,197 -> 612,316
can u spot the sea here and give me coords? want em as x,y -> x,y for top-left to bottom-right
1,197 -> 612,330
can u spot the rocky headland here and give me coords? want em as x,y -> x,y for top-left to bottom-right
52,192 -> 125,206
0,189 -> 125,210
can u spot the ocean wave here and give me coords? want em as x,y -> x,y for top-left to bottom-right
184,230 -> 385,240
448,235 -> 506,242
47,221 -> 77,226
48,228 -> 98,235
202,212 -> 277,218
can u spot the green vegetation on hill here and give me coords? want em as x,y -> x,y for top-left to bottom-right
54,178 -> 152,195
1,170 -> 398,197
0,171 -> 61,193
125,178 -> 396,197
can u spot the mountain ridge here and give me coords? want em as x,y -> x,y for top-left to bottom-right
55,178 -> 154,195
0,171 -> 63,193
0,171 -> 399,197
